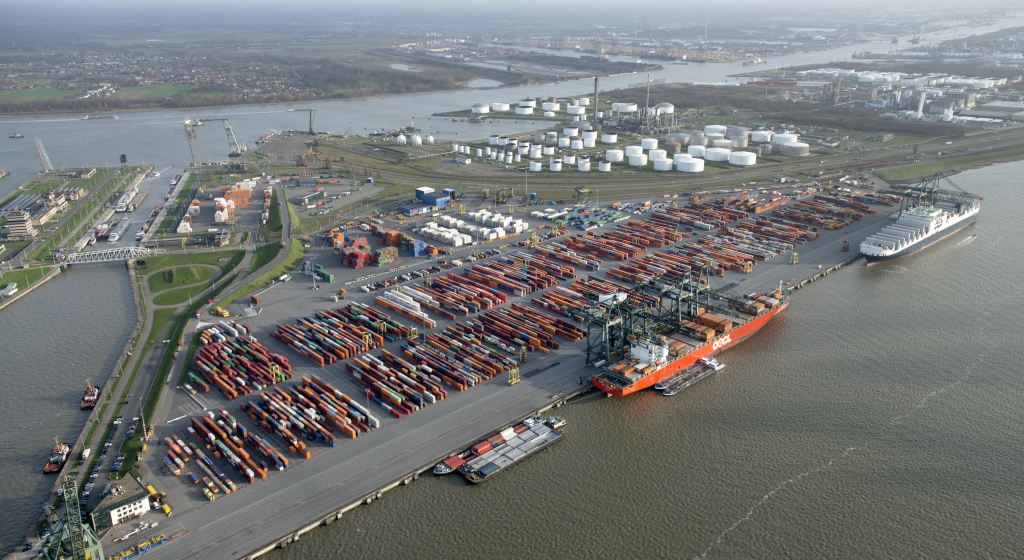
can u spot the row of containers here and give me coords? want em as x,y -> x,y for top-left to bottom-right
260,187 -> 272,228
527,204 -> 630,230
270,304 -> 404,367
327,226 -> 438,258
189,324 -> 294,401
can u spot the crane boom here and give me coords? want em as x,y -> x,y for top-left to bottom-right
34,137 -> 54,172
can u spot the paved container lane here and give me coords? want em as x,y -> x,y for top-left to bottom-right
143,357 -> 585,560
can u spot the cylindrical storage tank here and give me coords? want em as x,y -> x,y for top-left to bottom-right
665,142 -> 681,154
567,105 -> 586,115
578,97 -> 590,105
688,145 -> 706,158
629,154 -> 649,167
490,152 -> 497,160
640,138 -> 658,150
729,152 -> 757,166
666,133 -> 686,144
496,137 -> 508,146
530,147 -> 542,159
515,153 -> 521,162
599,161 -> 612,172
578,159 -> 591,172
673,153 -> 693,164
558,137 -> 571,148
581,130 -> 598,141
530,161 -> 543,172
543,146 -> 555,155
782,142 -> 810,156
773,133 -> 799,146
605,149 -> 624,162
601,133 -> 618,143
515,106 -> 534,115
704,124 -> 727,135
749,146 -> 761,156
596,111 -> 604,119
688,136 -> 708,147
530,192 -> 537,201
583,138 -> 596,148
491,102 -> 510,111
451,142 -> 459,151
485,147 -> 492,155
519,145 -> 530,155
471,103 -> 490,114
705,133 -> 725,141
476,148 -> 483,157
648,149 -> 667,161
564,154 -> 576,165
704,148 -> 731,161
519,99 -> 537,107
624,145 -> 643,157
725,126 -> 749,138
411,134 -> 422,146
761,144 -> 773,154
507,139 -> 518,148
550,158 -> 562,172
545,131 -> 558,144
712,139 -> 732,149
750,130 -> 772,143
543,111 -> 555,117
570,139 -> 583,150
489,135 -> 499,145
463,146 -> 471,154
623,103 -> 638,112
533,133 -> 544,144
730,137 -> 749,148
677,159 -> 705,173
654,102 -> 675,114
563,127 -> 579,136
542,102 -> 560,111
396,134 -> 407,145
653,158 -> 674,171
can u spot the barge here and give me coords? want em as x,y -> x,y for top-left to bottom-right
456,415 -> 565,484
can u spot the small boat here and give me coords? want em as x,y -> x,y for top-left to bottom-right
81,379 -> 101,409
433,454 -> 466,475
9,133 -> 24,138
44,438 -> 71,474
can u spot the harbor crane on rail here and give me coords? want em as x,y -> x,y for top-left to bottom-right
289,106 -> 318,135
39,475 -> 104,560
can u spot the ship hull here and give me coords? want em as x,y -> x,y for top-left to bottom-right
593,302 -> 789,397
864,216 -> 976,266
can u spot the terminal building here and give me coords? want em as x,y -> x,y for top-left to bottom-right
90,475 -> 152,531
5,210 -> 37,238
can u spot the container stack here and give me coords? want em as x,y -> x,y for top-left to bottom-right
373,247 -> 399,266
338,236 -> 373,268
269,309 -> 387,367
534,243 -> 602,271
459,304 -> 585,353
375,290 -> 437,329
191,330 -> 293,401
409,239 -> 428,257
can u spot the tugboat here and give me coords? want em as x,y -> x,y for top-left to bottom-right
44,438 -> 71,474
81,379 -> 101,409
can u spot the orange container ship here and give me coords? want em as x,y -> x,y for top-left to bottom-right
593,288 -> 789,398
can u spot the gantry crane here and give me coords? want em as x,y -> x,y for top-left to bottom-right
35,137 -> 55,172
289,106 -> 318,135
183,119 -> 200,166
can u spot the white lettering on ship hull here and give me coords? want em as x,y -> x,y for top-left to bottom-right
712,334 -> 733,351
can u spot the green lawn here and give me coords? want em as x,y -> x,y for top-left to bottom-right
877,148 -> 1024,182
147,264 -> 218,292
0,265 -> 54,292
0,88 -> 83,101
138,249 -> 244,276
153,281 -> 213,305
249,244 -> 280,273
222,242 -> 305,306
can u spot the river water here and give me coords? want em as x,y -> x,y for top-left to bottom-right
1,18 -> 1023,554
262,162 -> 1024,559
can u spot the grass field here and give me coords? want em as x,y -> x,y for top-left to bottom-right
222,242 -> 305,306
153,281 -> 213,305
138,249 -> 244,276
147,264 -> 219,292
877,148 -> 1024,182
249,243 -> 280,273
0,88 -> 83,101
0,265 -> 53,292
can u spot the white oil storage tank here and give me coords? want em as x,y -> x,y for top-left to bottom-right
687,145 -> 706,158
567,105 -> 586,115
570,139 -> 583,150
640,138 -> 658,150
578,97 -> 590,105
563,127 -> 579,136
489,135 -> 500,145
704,147 -> 731,161
519,145 -> 531,155
578,157 -> 591,171
730,137 -> 748,148
629,154 -> 649,167
673,153 -> 693,164
782,142 -> 810,156
543,111 -> 555,117
519,99 -> 537,107
648,149 -> 667,160
688,136 -> 708,146
530,147 -> 542,158
772,133 -> 799,146
653,158 -> 674,171
530,161 -> 543,172
750,130 -> 773,143
543,146 -> 555,155
583,138 -> 596,148
564,154 -> 576,165
558,137 -> 571,148
491,102 -> 510,111
471,103 -> 490,114
550,158 -> 562,172
582,130 -> 598,141
515,106 -> 534,115
598,161 -> 612,172
654,102 -> 675,114
729,152 -> 757,166
705,133 -> 725,141
605,149 -> 624,162
704,124 -> 727,135
542,102 -> 561,111
712,139 -> 732,149
677,159 -> 704,173
624,145 -> 643,157
601,133 -> 618,143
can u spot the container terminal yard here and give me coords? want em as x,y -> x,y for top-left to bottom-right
80,179 -> 899,560
3,116 -> 993,560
